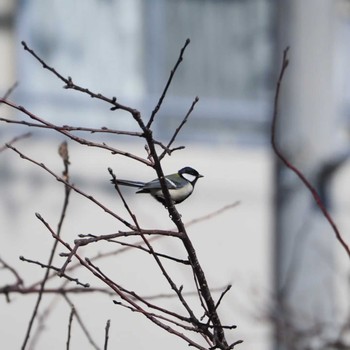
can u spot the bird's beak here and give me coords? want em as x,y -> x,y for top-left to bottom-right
198,174 -> 204,178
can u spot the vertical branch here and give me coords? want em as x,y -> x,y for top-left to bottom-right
21,141 -> 72,350
146,39 -> 191,128
141,127 -> 228,347
109,168 -> 199,323
104,320 -> 110,350
124,38 -> 230,348
66,307 -> 75,350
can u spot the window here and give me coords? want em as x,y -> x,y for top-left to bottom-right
16,0 -> 274,143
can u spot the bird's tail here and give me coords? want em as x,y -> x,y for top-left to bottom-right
111,179 -> 145,188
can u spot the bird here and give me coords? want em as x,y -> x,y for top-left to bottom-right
111,166 -> 203,205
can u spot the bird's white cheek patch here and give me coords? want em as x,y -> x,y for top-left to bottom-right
182,173 -> 197,182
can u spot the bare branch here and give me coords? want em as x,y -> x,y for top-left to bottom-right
21,142 -> 73,350
214,285 -> 232,311
35,215 -> 209,349
104,320 -> 110,350
0,100 -> 151,166
0,116 -> 143,137
159,96 -> 199,160
0,39 -> 242,349
21,41 -> 142,118
63,295 -> 100,350
0,257 -> 24,302
271,47 -> 350,259
66,306 -> 75,350
19,255 -> 90,288
6,144 -> 135,230
147,39 -> 191,128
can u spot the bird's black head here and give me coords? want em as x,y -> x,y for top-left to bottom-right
178,167 -> 203,184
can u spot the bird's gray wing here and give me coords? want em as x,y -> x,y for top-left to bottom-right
141,176 -> 180,190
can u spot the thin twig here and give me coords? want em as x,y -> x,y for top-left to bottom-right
147,39 -> 191,128
66,307 -> 75,350
37,218 -> 207,349
19,256 -> 90,288
6,144 -> 135,230
0,116 -> 143,137
0,100 -> 151,166
271,47 -> 350,259
21,142 -> 72,349
159,96 -> 199,160
63,295 -> 100,350
106,238 -> 190,265
21,41 -> 142,118
0,257 -> 24,302
27,295 -> 61,349
104,320 -> 110,350
111,298 -> 201,333
86,257 -> 195,326
25,201 -> 238,293
0,257 -> 24,287
214,285 -> 232,311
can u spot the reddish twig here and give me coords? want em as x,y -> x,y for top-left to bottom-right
0,116 -> 143,137
6,143 -> 135,230
271,47 -> 350,259
0,100 -> 151,166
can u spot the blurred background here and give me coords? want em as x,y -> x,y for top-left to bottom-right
1,1 -> 350,349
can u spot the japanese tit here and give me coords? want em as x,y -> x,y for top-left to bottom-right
111,166 -> 203,205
